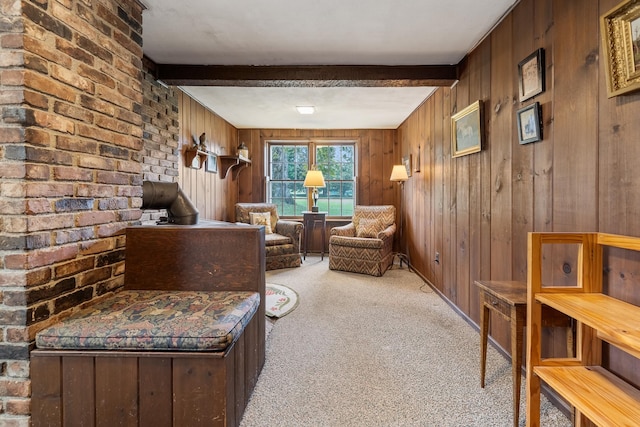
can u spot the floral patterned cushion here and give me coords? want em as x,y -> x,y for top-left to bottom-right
36,290 -> 260,352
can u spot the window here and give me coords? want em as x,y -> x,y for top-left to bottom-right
267,141 -> 355,217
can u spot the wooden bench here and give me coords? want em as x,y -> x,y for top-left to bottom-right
31,224 -> 266,427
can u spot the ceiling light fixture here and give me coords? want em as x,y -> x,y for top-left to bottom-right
296,106 -> 315,115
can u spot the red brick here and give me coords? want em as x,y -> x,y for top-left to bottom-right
25,182 -> 73,197
76,183 -> 114,198
113,133 -> 143,150
25,127 -> 51,146
80,266 -> 112,286
6,361 -> 29,378
96,171 -> 130,185
27,213 -> 74,232
0,127 -> 25,143
23,90 -> 49,109
96,85 -> 131,109
1,69 -> 24,86
77,155 -> 116,171
1,34 -> 23,49
96,114 -> 130,134
0,51 -> 24,67
0,181 -> 25,197
24,164 -> 49,180
54,256 -> 95,278
118,160 -> 142,174
79,94 -> 115,116
80,238 -> 114,256
54,36 -> 94,66
0,90 -> 24,105
33,110 -> 75,134
5,398 -> 30,416
6,328 -> 29,343
77,63 -> 116,88
25,199 -> 53,214
76,123 -> 114,143
6,244 -> 78,269
0,271 -> 26,287
53,166 -> 93,182
97,221 -> 127,238
50,64 -> 95,93
56,135 -> 98,154
24,71 -> 76,103
3,217 -> 27,233
25,267 -> 52,287
0,379 -> 30,398
119,209 -> 141,222
76,210 -> 116,227
0,163 -> 25,179
54,101 -> 94,123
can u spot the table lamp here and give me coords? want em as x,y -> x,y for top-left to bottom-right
303,169 -> 325,212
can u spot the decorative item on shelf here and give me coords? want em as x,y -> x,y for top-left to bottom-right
303,166 -> 325,213
198,132 -> 208,152
390,165 -> 410,269
237,142 -> 249,160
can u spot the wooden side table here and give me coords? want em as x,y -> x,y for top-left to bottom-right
303,211 -> 326,260
475,280 -> 573,427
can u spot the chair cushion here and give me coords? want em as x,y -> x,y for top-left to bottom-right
356,218 -> 384,238
250,211 -> 273,234
265,233 -> 292,246
236,203 -> 279,231
36,290 -> 260,352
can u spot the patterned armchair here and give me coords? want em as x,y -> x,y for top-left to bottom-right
329,205 -> 396,276
235,203 -> 302,270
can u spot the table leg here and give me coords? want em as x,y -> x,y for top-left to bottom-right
320,221 -> 325,260
480,302 -> 490,388
511,309 -> 525,427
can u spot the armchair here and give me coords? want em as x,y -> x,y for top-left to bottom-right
235,203 -> 302,270
329,205 -> 396,276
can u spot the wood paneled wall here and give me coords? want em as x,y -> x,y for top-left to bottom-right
177,91 -> 238,222
398,0 -> 640,385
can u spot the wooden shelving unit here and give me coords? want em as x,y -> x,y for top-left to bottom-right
218,155 -> 251,179
526,232 -> 640,427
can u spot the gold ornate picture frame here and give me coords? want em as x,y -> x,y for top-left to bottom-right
601,0 -> 640,97
451,100 -> 483,158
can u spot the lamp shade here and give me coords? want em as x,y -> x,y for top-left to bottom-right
390,165 -> 409,182
303,170 -> 326,187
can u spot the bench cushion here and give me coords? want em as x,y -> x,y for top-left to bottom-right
36,290 -> 260,352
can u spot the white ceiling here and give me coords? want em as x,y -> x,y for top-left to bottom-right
141,0 -> 517,129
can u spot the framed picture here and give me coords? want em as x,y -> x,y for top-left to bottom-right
205,153 -> 218,173
601,0 -> 640,97
518,48 -> 545,102
516,102 -> 542,145
451,100 -> 483,158
402,155 -> 412,177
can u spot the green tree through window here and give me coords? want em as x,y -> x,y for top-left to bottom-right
267,141 -> 355,216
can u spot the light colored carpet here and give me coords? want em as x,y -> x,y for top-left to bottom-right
241,257 -> 571,427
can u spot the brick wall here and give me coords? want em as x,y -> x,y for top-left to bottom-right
0,0 -> 145,424
140,57 -> 180,224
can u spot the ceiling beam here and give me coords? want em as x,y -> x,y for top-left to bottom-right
154,64 -> 459,87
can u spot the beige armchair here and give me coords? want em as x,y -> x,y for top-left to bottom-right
329,205 -> 396,276
235,203 -> 302,270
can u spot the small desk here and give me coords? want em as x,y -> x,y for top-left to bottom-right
303,211 -> 326,260
475,280 -> 573,427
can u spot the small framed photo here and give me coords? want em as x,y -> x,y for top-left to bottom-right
601,0 -> 640,97
518,48 -> 545,102
516,102 -> 542,145
205,153 -> 218,173
402,154 -> 412,177
451,100 -> 483,158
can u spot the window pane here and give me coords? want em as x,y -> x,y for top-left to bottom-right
315,143 -> 356,216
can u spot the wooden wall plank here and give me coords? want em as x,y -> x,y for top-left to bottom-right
95,358 -> 138,427
62,357 -> 95,427
139,358 -> 173,427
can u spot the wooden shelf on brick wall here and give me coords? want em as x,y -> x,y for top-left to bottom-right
219,155 -> 251,179
184,148 -> 208,169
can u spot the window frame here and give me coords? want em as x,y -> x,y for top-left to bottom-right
265,138 -> 357,218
